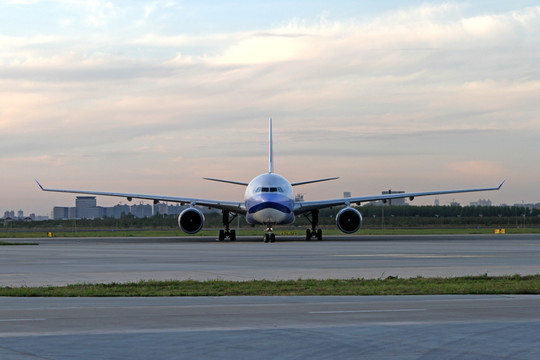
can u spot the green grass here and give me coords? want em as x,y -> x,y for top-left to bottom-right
1,275 -> 539,297
0,240 -> 38,245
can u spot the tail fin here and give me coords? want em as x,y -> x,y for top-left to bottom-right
268,118 -> 274,173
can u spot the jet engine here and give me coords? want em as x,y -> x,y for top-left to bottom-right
336,207 -> 362,234
178,207 -> 205,234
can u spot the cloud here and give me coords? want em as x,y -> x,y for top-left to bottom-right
1,3 -> 540,212
445,160 -> 507,179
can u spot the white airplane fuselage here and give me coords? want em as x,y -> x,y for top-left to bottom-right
244,173 -> 295,226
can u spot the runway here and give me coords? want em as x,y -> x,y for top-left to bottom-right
0,295 -> 539,359
1,234 -> 539,287
1,234 -> 539,359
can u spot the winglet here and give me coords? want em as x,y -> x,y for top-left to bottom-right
498,178 -> 506,190
35,179 -> 44,191
268,118 -> 274,173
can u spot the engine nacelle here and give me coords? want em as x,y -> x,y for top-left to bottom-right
178,207 -> 205,234
336,207 -> 363,234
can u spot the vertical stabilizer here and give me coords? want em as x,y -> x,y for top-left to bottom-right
269,118 -> 274,173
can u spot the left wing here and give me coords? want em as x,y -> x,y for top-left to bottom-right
35,180 -> 246,214
294,179 -> 506,214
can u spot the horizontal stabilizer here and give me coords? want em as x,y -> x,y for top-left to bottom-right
203,177 -> 249,186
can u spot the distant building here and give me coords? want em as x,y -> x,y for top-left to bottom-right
154,203 -> 168,215
167,204 -> 188,215
470,199 -> 492,207
53,207 -> 71,220
76,196 -> 97,219
343,192 -> 351,198
131,203 -> 153,218
110,204 -> 130,218
50,197 -> 192,220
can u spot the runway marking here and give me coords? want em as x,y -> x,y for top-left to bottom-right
309,309 -> 426,314
331,254 -> 496,258
0,318 -> 46,322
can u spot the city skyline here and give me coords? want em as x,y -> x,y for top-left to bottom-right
1,1 -> 540,214
4,194 -> 538,222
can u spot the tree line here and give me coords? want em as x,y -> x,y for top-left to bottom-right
3,205 -> 539,231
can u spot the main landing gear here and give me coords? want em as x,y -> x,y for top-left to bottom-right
218,210 -> 237,241
304,210 -> 323,241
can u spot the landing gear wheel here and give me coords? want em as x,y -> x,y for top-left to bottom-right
264,234 -> 270,243
304,210 -> 323,241
219,210 -> 238,241
270,233 -> 276,243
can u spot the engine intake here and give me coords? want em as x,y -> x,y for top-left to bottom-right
336,207 -> 362,233
178,207 -> 205,234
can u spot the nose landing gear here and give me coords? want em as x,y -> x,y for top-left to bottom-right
264,225 -> 275,243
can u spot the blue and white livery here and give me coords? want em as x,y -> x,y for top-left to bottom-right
36,119 -> 505,242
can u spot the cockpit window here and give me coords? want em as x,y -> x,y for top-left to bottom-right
255,187 -> 284,193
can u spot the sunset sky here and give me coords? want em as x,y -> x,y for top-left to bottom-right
1,1 -> 539,215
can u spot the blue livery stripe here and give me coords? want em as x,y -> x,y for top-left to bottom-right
247,201 -> 292,214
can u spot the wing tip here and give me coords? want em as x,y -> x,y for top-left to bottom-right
498,178 -> 507,190
34,179 -> 44,190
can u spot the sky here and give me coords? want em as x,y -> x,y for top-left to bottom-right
1,0 -> 540,215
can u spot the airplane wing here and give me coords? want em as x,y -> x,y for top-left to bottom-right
294,179 -> 506,214
35,180 -> 246,215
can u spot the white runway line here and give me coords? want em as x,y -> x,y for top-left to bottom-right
309,308 -> 426,314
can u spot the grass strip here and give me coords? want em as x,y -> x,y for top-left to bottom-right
1,275 -> 539,297
0,241 -> 38,245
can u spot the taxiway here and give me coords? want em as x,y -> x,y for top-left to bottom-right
0,295 -> 539,359
1,234 -> 539,287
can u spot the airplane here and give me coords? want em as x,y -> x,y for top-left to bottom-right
36,119 -> 505,242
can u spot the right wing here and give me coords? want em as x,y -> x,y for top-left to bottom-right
35,180 -> 246,215
294,179 -> 506,214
